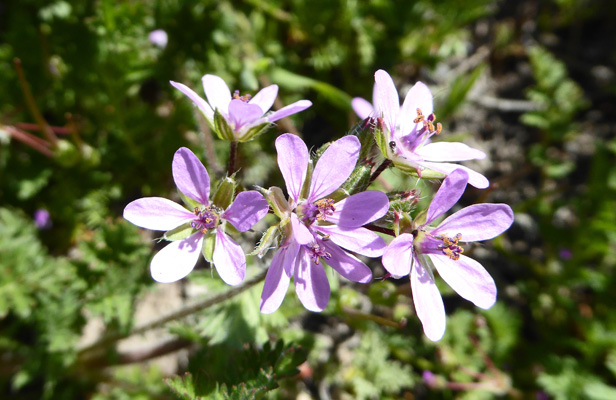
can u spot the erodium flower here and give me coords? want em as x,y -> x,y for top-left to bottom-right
354,69 -> 489,189
124,147 -> 269,285
381,169 -> 514,341
170,74 -> 312,142
260,133 -> 389,313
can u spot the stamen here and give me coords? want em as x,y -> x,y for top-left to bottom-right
190,206 -> 219,233
413,108 -> 425,124
309,243 -> 332,265
436,122 -> 442,135
314,198 -> 336,221
232,90 -> 252,102
440,233 -> 464,260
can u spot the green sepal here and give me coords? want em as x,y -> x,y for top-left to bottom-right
211,175 -> 236,209
413,209 -> 428,228
374,121 -> 391,159
356,119 -> 382,162
312,141 -> 331,164
213,108 -> 236,141
179,191 -> 201,211
398,213 -> 414,236
164,223 -> 196,241
237,122 -> 273,142
299,159 -> 313,200
392,158 -> 447,180
261,186 -> 289,219
341,163 -> 373,196
249,223 -> 281,258
202,233 -> 216,262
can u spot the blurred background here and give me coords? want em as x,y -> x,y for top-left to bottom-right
1,0 -> 616,399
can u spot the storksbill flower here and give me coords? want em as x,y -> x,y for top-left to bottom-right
260,133 -> 389,313
170,74 -> 312,142
355,69 -> 489,188
381,169 -> 513,341
124,147 -> 269,285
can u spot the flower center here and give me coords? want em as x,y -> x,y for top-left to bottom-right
232,90 -> 252,102
191,206 -> 219,233
301,198 -> 336,224
440,233 -> 464,260
309,243 -> 332,265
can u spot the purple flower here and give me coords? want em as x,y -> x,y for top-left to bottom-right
123,147 -> 269,285
354,70 -> 489,189
260,134 -> 389,313
148,29 -> 168,48
170,74 -> 312,142
382,169 -> 513,341
34,209 -> 52,230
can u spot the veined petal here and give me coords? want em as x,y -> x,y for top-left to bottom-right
228,99 -> 264,130
429,254 -> 496,309
291,213 -> 314,245
294,247 -> 330,312
329,191 -> 389,227
249,84 -> 278,113
399,81 -> 433,138
202,74 -> 231,114
416,142 -> 486,162
374,69 -> 399,135
351,97 -> 374,120
433,204 -> 514,242
170,81 -> 214,119
150,233 -> 203,283
260,240 -> 297,314
419,161 -> 489,189
424,169 -> 469,226
309,136 -> 360,201
173,147 -> 210,205
222,191 -> 269,232
213,230 -> 246,285
267,100 -> 312,122
124,197 -> 194,231
382,233 -> 414,277
323,241 -> 372,283
411,259 -> 446,342
275,134 -> 308,202
315,225 -> 386,257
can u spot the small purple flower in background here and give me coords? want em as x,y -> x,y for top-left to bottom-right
148,29 -> 168,48
124,147 -> 269,285
260,133 -> 389,313
382,169 -> 514,341
34,209 -> 52,230
170,74 -> 312,142
422,370 -> 437,388
353,69 -> 489,189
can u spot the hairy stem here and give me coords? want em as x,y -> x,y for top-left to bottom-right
369,159 -> 392,184
228,141 -> 239,175
364,223 -> 394,237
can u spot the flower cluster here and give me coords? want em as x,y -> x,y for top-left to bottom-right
124,71 -> 514,341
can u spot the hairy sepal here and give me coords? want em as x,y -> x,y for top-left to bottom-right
164,223 -> 196,241
213,109 -> 236,141
211,176 -> 236,210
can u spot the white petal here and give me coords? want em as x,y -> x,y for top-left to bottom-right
150,234 -> 203,283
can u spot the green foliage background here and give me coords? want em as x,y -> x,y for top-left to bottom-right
1,0 -> 616,398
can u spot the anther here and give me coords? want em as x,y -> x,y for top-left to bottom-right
436,122 -> 442,135
413,108 -> 425,124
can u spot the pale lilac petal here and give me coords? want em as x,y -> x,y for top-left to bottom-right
227,99 -> 264,130
222,191 -> 269,232
424,169 -> 469,226
267,100 -> 312,122
382,233 -> 414,277
172,147 -> 210,205
430,254 -> 496,309
374,69 -> 399,135
249,84 -> 278,113
433,204 -> 514,242
309,136 -> 360,201
294,247 -> 330,312
323,241 -> 372,283
150,233 -> 203,283
328,191 -> 389,227
202,74 -> 231,114
291,213 -> 314,245
351,97 -> 374,120
260,240 -> 297,314
213,230 -> 246,285
170,81 -> 214,119
411,259 -> 446,342
399,81 -> 433,137
419,161 -> 489,189
416,142 -> 486,162
124,197 -> 194,231
275,134 -> 308,201
315,225 -> 386,257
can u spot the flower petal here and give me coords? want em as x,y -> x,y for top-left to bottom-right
328,191 -> 389,227
249,84 -> 278,113
416,142 -> 486,162
170,81 -> 214,119
398,81 -> 433,138
429,254 -> 496,309
411,258 -> 446,342
275,134 -> 308,202
315,225 -> 386,257
309,135 -> 360,201
202,74 -> 231,114
260,240 -> 298,314
294,247 -> 330,312
228,99 -> 264,130
222,191 -> 269,232
382,233 -> 414,277
267,100 -> 312,122
374,69 -> 399,135
433,204 -> 514,242
424,169 -> 469,226
322,242 -> 372,283
173,147 -> 210,205
213,230 -> 246,285
419,161 -> 489,189
124,197 -> 194,231
150,233 -> 203,283
291,213 -> 314,245
351,97 -> 374,120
